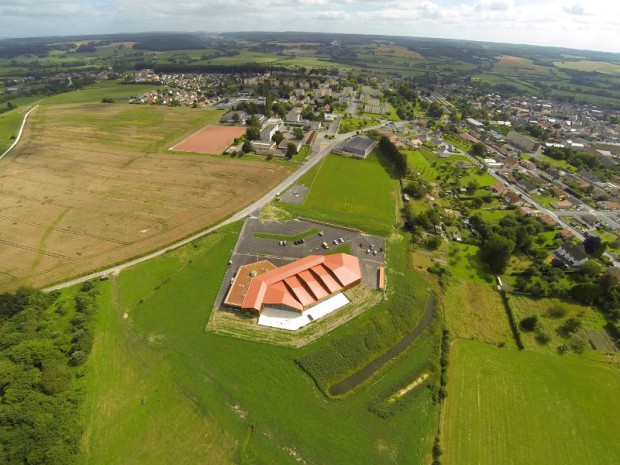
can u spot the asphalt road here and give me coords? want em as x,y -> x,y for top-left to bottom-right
44,123 -> 387,292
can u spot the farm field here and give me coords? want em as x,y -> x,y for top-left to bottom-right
280,151 -> 397,235
79,222 -> 438,465
169,124 -> 246,154
554,60 -> 620,76
443,340 -> 620,465
0,103 -> 291,290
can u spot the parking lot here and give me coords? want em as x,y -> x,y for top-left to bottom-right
213,217 -> 386,309
277,183 -> 309,205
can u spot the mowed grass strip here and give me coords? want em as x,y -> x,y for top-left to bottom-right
443,340 -> 620,465
281,151 -> 397,235
254,227 -> 320,241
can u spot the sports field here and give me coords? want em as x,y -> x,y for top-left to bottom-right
0,103 -> 290,290
443,340 -> 620,465
169,124 -> 246,154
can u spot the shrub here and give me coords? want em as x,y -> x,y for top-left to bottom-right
519,315 -> 539,332
535,331 -> 551,345
561,317 -> 581,335
547,304 -> 568,319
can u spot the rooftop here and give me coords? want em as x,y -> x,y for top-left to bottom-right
239,254 -> 362,314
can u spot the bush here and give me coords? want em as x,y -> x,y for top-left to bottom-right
560,317 -> 581,335
519,315 -> 539,332
535,331 -> 551,345
547,304 -> 568,319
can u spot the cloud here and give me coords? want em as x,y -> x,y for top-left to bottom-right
563,4 -> 586,15
0,0 -> 618,53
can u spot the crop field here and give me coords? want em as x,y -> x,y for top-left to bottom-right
280,151 -> 397,235
169,124 -> 246,154
443,279 -> 515,347
443,340 -> 620,465
0,103 -> 290,290
554,60 -> 620,76
374,45 -> 424,60
78,222 -> 438,465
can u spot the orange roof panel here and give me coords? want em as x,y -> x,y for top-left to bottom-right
240,254 -> 362,314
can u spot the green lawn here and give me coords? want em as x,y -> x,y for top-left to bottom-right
0,106 -> 28,153
447,243 -> 492,283
281,151 -> 397,235
443,340 -> 620,465
78,222 -> 438,465
337,116 -> 377,134
254,227 -> 320,242
443,278 -> 514,347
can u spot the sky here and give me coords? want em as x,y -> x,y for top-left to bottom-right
1,0 -> 619,54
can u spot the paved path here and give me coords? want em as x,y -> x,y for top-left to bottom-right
44,123 -> 387,292
0,105 -> 38,161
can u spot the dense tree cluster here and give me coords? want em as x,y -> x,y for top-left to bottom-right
0,285 -> 99,464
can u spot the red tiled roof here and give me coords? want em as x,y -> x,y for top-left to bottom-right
241,254 -> 362,313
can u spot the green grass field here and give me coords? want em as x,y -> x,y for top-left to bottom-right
443,278 -> 514,347
337,116 -> 377,133
447,243 -> 492,283
281,151 -> 397,235
554,60 -> 620,76
78,222 -> 438,465
0,106 -> 28,153
443,340 -> 620,465
508,296 -> 607,353
39,80 -> 158,105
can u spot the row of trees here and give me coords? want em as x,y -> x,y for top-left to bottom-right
378,135 -> 407,178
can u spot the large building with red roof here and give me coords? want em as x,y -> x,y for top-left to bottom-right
224,254 -> 362,315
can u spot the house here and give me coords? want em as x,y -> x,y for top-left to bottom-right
552,187 -> 568,199
456,161 -> 472,169
285,108 -> 303,124
519,158 -> 536,171
507,131 -> 540,152
537,214 -> 559,227
278,138 -> 304,154
554,242 -> 589,267
559,229 -> 575,240
484,158 -> 503,168
221,110 -> 250,124
517,179 -> 538,193
260,123 -> 280,142
503,157 -> 520,168
598,200 -> 620,210
339,136 -> 376,159
251,141 -> 276,156
225,254 -> 361,315
551,200 -> 573,209
490,182 -> 509,195
504,191 -> 522,204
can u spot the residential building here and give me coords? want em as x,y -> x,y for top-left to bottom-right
555,242 -> 589,267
